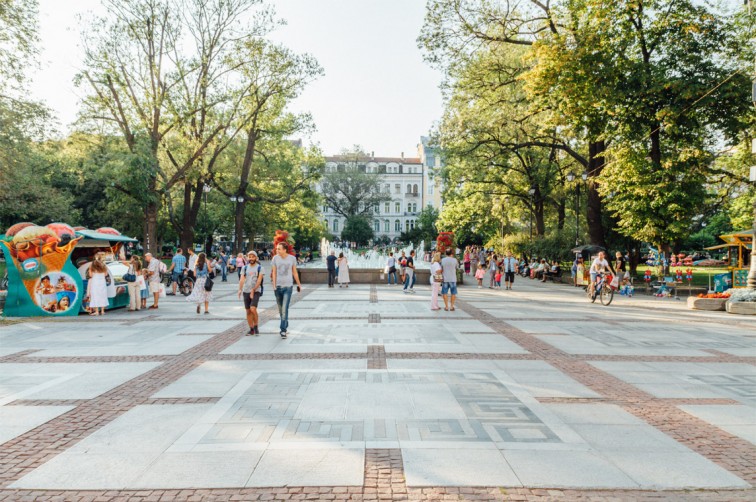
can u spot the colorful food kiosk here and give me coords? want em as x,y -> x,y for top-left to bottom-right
0,222 -> 137,317
705,229 -> 753,289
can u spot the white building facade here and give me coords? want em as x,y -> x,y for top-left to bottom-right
320,146 -> 442,242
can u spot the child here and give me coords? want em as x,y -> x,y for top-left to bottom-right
494,269 -> 502,289
474,264 -> 485,288
139,266 -> 149,309
86,259 -> 109,316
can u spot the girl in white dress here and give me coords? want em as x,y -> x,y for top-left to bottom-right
337,253 -> 350,287
87,259 -> 109,315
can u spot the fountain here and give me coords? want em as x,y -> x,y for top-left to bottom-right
317,238 -> 430,269
296,238 -> 433,284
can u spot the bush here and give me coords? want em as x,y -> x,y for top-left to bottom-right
502,232 -> 575,261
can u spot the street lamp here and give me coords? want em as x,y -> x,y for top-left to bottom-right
229,195 -> 243,252
528,188 -> 536,242
566,172 -> 588,246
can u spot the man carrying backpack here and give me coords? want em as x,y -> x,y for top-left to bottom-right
238,250 -> 264,336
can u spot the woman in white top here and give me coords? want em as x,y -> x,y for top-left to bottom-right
429,251 -> 442,311
337,252 -> 350,287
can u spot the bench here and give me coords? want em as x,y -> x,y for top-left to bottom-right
542,270 -> 563,283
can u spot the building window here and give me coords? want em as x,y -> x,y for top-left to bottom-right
324,219 -> 328,230
410,220 -> 415,230
384,202 -> 390,213
394,219 -> 401,232
427,156 -> 435,168
384,219 -> 390,232
405,220 -> 409,232
333,219 -> 339,233
374,205 -> 379,214
374,220 -> 379,232
413,184 -> 418,194
406,184 -> 411,194
395,202 -> 400,213
428,184 -> 434,195
384,184 -> 390,193
407,202 -> 412,212
395,184 -> 400,194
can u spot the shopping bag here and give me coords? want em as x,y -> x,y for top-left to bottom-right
610,275 -> 619,289
158,284 -> 167,297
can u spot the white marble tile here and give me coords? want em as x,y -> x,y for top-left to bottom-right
0,405 -> 74,444
503,450 -> 638,488
402,448 -> 520,487
245,448 -> 364,486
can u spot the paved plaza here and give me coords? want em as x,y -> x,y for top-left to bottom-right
0,277 -> 755,501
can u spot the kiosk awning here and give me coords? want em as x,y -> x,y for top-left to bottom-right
75,230 -> 138,243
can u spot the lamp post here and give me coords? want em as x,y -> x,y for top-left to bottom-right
566,172 -> 588,246
528,188 -> 536,242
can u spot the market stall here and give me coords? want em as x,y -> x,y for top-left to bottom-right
705,229 -> 753,289
0,222 -> 137,317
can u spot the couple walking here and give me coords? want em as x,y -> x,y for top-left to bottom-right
429,248 -> 459,311
239,243 -> 302,338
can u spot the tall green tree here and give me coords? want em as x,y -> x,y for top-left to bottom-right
320,148 -> 393,219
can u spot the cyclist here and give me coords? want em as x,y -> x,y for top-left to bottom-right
167,248 -> 186,295
589,251 -> 614,296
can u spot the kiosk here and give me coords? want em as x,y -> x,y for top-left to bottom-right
0,222 -> 137,317
705,229 -> 753,289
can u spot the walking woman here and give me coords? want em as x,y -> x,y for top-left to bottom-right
463,247 -> 471,275
337,252 -> 350,287
125,256 -> 142,311
187,252 -> 213,314
235,253 -> 246,279
429,251 -> 442,310
86,258 -> 109,316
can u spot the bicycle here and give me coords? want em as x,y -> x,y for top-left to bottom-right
162,269 -> 194,296
587,272 -> 615,306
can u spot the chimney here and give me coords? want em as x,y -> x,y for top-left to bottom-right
401,152 -> 404,159
371,151 -> 374,159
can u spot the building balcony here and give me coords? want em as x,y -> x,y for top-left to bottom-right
405,192 -> 419,197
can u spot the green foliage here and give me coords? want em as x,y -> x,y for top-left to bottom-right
503,232 -> 575,262
341,216 -> 374,246
399,205 -> 439,245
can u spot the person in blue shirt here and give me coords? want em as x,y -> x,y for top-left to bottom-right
168,248 -> 186,295
325,250 -> 337,288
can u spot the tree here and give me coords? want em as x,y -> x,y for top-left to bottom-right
400,205 -> 439,245
319,150 -> 393,219
341,216 -> 373,246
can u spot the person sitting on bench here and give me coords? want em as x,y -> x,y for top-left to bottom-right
542,260 -> 562,282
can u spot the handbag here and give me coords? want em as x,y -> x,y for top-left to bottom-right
433,273 -> 444,283
204,276 -> 214,291
123,273 -> 136,283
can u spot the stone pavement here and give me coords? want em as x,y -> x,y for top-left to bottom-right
0,274 -> 754,501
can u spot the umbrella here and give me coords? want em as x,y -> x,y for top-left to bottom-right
571,244 -> 608,255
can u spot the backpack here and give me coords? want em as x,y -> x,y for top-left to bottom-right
245,264 -> 264,296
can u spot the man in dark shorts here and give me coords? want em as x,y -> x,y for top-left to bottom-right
502,251 -> 518,290
326,250 -> 337,287
238,250 -> 264,336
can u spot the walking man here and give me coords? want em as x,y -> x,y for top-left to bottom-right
326,250 -> 337,288
186,248 -> 198,280
238,250 -> 264,336
144,253 -> 161,309
441,248 -> 459,311
271,242 -> 302,339
167,248 -> 186,295
502,251 -> 517,290
403,249 -> 416,294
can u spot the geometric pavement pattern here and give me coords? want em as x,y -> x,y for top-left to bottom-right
0,279 -> 754,501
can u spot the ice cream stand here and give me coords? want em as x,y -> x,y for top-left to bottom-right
0,222 -> 137,317
705,229 -> 753,289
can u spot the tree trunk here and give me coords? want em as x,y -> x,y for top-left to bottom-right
233,200 -> 245,254
180,182 -> 194,252
143,201 -> 159,255
535,193 -> 546,237
587,140 -> 607,248
556,198 -> 565,231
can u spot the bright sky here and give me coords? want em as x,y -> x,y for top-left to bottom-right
30,0 -> 444,157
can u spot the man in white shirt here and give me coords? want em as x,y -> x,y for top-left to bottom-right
589,251 -> 613,293
186,248 -> 198,279
501,251 -> 518,290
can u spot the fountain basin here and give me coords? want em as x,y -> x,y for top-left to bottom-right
298,268 -> 464,285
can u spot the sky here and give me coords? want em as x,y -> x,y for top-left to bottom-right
30,0 -> 445,158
